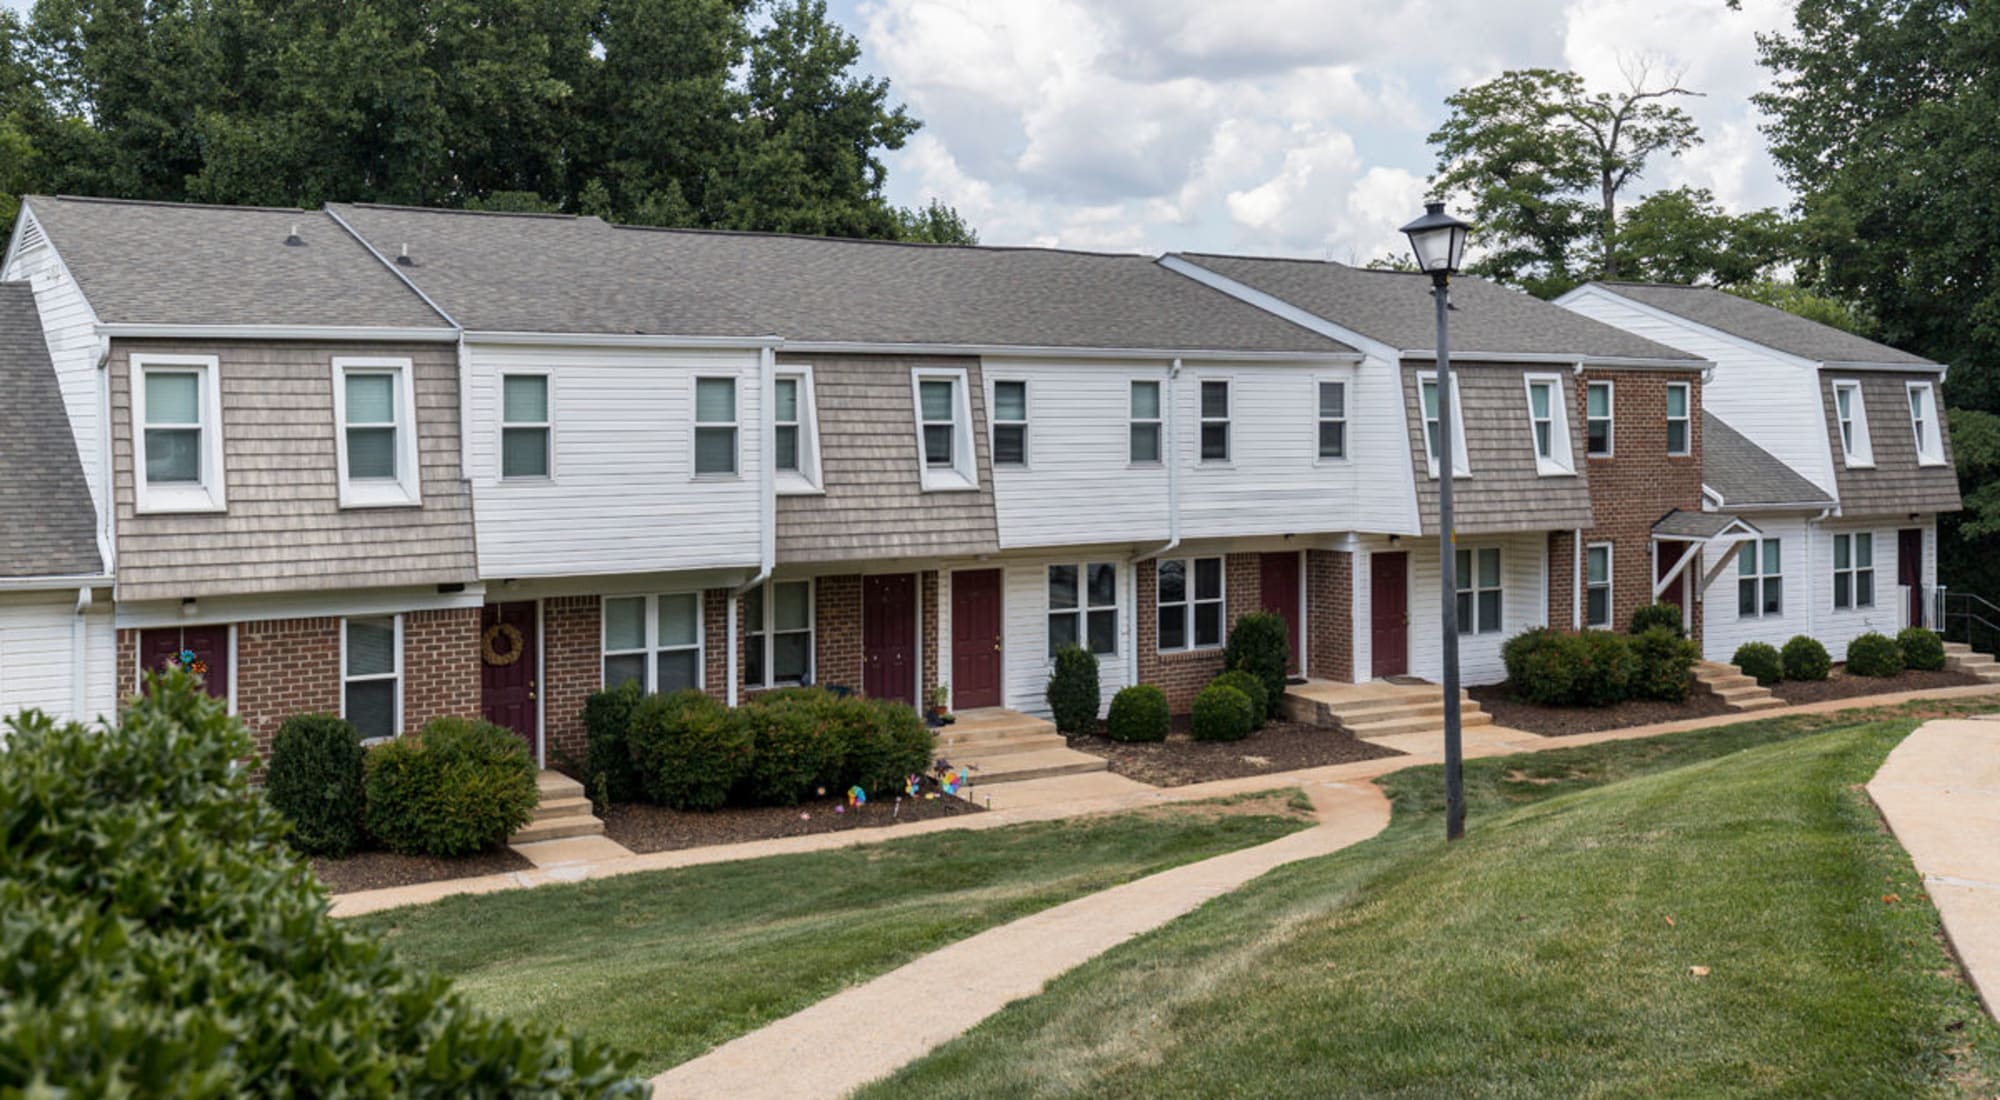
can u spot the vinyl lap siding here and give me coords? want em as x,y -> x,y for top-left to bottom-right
1401,362 -> 1593,536
937,552 -> 1134,718
1698,514 -> 1812,663
0,594 -> 116,725
1350,532 -> 1547,685
986,359 -> 1169,549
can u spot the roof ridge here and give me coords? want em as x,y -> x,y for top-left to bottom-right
42,194 -> 312,215
338,201 -> 591,222
605,221 -> 1154,260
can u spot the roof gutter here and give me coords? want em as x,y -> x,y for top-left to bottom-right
0,572 -> 112,593
468,330 -> 785,350
1819,359 -> 1948,376
778,339 -> 1358,363
94,323 -> 458,342
1398,349 -> 1708,371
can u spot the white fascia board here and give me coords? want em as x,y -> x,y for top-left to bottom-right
1157,254 -> 1397,362
1819,359 -> 1948,374
98,323 -> 459,342
467,330 -> 784,350
0,572 -> 113,593
1397,349 -> 1710,371
113,582 -> 488,629
778,338 -> 1359,363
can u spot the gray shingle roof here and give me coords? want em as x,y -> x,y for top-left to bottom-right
329,204 -> 1353,354
1589,282 -> 1936,366
0,282 -> 102,578
21,196 -> 451,329
1173,253 -> 1700,362
1653,509 -> 1751,540
1703,412 -> 1835,508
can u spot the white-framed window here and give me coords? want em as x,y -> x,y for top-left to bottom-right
1417,371 -> 1470,477
1455,546 -> 1503,634
603,592 -> 704,692
772,369 -> 824,492
332,357 -> 421,507
1666,382 -> 1692,456
1158,556 -> 1225,652
1833,532 -> 1875,610
1586,380 -> 1613,457
342,614 -> 401,740
131,353 -> 226,513
992,379 -> 1028,466
1524,374 -> 1573,475
911,367 -> 977,490
1585,543 -> 1613,629
1908,381 -> 1945,465
1833,380 -> 1873,466
1049,562 -> 1118,657
1130,380 -> 1162,464
745,579 -> 813,688
1199,379 -> 1230,463
1317,380 -> 1347,460
1738,538 -> 1783,618
500,372 -> 552,479
694,376 -> 739,476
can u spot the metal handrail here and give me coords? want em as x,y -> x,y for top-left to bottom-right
1939,589 -> 2000,653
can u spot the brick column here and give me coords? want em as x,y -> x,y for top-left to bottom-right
1548,530 -> 1577,630
115,628 -> 137,705
703,589 -> 729,700
403,607 -> 481,733
921,571 -> 940,708
812,575 -> 864,691
1307,549 -> 1354,682
542,596 -> 600,765
235,617 -> 342,757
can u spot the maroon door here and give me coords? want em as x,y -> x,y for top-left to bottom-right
951,569 -> 1004,710
480,602 -> 540,756
1260,552 -> 1302,675
1370,552 -> 1409,679
139,625 -> 230,700
863,574 -> 919,705
1657,540 -> 1688,618
1900,528 -> 1925,626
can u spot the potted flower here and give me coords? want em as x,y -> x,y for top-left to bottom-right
925,683 -> 957,728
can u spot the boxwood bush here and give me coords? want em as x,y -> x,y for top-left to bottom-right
1782,635 -> 1832,682
1628,601 -> 1684,636
582,680 -> 647,804
821,694 -> 933,795
362,718 -> 539,857
1576,631 -> 1639,706
1224,611 -> 1290,719
1845,631 -> 1904,678
0,671 -> 643,1095
1105,684 -> 1170,742
1898,626 -> 1947,672
262,714 -> 366,857
1210,669 -> 1270,729
1501,627 -> 1584,705
630,689 -> 752,810
1046,645 -> 1102,736
737,691 -> 849,806
1630,626 -> 1699,701
1733,641 -> 1784,686
1190,682 -> 1255,742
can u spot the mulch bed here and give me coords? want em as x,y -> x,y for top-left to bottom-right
1768,667 -> 1982,706
601,775 -> 985,854
310,846 -> 534,895
1468,683 -> 1735,738
1068,718 -> 1401,788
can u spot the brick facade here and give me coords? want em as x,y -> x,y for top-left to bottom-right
233,617 -> 342,756
812,574 -> 864,691
544,590 -> 733,765
403,607 -> 482,733
1135,552 -> 1266,712
1306,549 -> 1354,682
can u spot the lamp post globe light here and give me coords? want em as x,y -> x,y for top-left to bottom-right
1399,200 -> 1473,842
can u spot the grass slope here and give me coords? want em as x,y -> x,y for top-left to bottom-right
360,793 -> 1313,1076
865,712 -> 2000,1098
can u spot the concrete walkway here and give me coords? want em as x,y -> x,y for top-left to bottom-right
1867,715 -> 2000,1019
649,779 -> 1392,1100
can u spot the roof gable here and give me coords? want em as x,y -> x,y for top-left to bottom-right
1587,282 -> 1936,368
1702,412 -> 1834,508
0,282 -> 102,578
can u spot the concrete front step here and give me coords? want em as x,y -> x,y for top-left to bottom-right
947,747 -> 1110,785
512,815 -> 607,843
536,795 -> 597,822
1344,710 -> 1493,738
934,725 -> 1069,754
536,771 -> 586,800
515,770 -> 606,845
1734,696 -> 1789,711
1694,661 -> 1781,712
1326,696 -> 1476,723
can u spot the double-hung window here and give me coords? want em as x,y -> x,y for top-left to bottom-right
1585,543 -> 1613,629
772,370 -> 822,491
1418,372 -> 1468,476
1317,381 -> 1347,459
604,593 -> 704,692
913,368 -> 977,489
1586,380 -> 1613,457
1525,375 -> 1573,474
745,580 -> 813,688
1666,382 -> 1692,456
1049,562 -> 1117,657
1833,380 -> 1872,466
133,353 -> 225,512
1455,547 -> 1503,634
1908,382 -> 1945,465
1157,557 -> 1224,651
500,373 -> 552,479
775,377 -> 803,473
1738,538 -> 1783,617
1130,380 -> 1162,463
992,380 -> 1028,466
334,358 -> 420,507
694,377 -> 739,476
1833,532 -> 1875,610
342,615 -> 400,740
1199,380 -> 1230,462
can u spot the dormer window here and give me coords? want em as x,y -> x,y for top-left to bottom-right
1524,374 -> 1573,475
912,367 -> 977,490
1418,371 -> 1470,477
132,353 -> 226,513
773,369 -> 823,493
1833,380 -> 1873,466
334,357 -> 421,508
1908,381 -> 1945,465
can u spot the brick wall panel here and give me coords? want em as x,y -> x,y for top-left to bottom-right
1135,552 -> 1268,713
1307,550 -> 1354,682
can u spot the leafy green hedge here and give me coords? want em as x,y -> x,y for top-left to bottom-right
263,714 -> 365,857
1897,627 -> 1947,672
1504,627 -> 1692,706
1782,635 -> 1832,682
630,690 -> 753,811
1628,601 -> 1684,636
1106,684 -> 1170,743
582,679 -> 647,804
362,717 -> 539,857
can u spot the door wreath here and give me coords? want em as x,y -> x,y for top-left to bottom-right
482,622 -> 526,667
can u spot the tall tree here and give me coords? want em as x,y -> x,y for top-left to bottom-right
895,198 -> 978,245
1616,187 -> 1793,286
0,9 -> 42,247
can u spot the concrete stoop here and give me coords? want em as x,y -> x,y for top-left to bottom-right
511,771 -> 607,844
1944,642 -> 2000,684
1281,680 -> 1492,743
1694,661 -> 1786,712
933,708 -> 1109,786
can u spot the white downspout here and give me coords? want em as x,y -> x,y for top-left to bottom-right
95,336 -> 114,578
71,586 -> 93,718
729,343 -> 780,705
1572,527 -> 1583,630
1807,505 -> 1833,642
1131,358 -> 1183,689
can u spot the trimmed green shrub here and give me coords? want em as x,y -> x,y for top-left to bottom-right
1628,602 -> 1684,636
1898,626 -> 1947,672
1502,627 -> 1585,705
1224,611 -> 1290,719
629,689 -> 752,810
845,697 -> 934,794
1106,684 -> 1170,742
1631,626 -> 1700,701
582,679 -> 647,805
1782,635 -> 1832,682
1733,641 -> 1785,686
1575,630 -> 1638,707
1190,682 -> 1255,742
0,670 -> 643,1095
1845,631 -> 1904,678
1046,645 -> 1102,735
362,718 -> 539,857
263,714 -> 365,857
1211,669 -> 1271,728
737,692 -> 848,806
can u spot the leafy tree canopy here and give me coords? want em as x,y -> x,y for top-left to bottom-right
1617,186 -> 1794,286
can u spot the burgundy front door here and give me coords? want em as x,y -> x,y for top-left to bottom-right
480,602 -> 540,756
1900,528 -> 1925,626
863,574 -> 919,705
1657,540 -> 1688,618
139,625 -> 230,700
951,569 -> 1004,710
1260,552 -> 1302,675
1370,552 -> 1409,679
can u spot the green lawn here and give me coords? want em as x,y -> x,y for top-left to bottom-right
862,702 -> 2000,1098
360,791 -> 1315,1076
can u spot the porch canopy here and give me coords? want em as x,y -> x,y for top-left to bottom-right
1652,509 -> 1762,599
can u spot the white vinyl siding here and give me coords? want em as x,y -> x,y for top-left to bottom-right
995,553 -> 1133,718
1,208 -> 108,521
1354,532 -> 1546,685
0,594 -> 117,727
603,592 -> 703,693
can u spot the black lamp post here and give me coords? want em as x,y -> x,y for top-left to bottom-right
1400,200 -> 1472,841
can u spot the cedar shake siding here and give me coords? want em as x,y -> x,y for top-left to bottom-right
1820,373 -> 1962,516
109,339 -> 477,601
1401,361 -> 1595,536
774,354 -> 1001,564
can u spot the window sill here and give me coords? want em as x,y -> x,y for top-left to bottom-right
1534,462 -> 1576,478
1842,458 -> 1876,469
339,480 -> 423,509
1159,645 -> 1225,658
918,469 -> 981,493
690,472 -> 743,483
1587,451 -> 1614,461
775,472 -> 824,496
134,485 -> 226,514
498,474 -> 556,486
1917,457 -> 1949,468
1313,456 -> 1349,467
